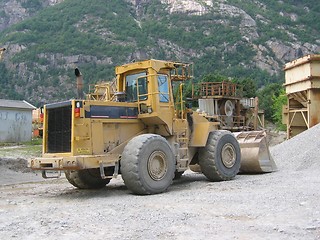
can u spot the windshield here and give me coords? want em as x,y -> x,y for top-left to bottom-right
125,72 -> 147,102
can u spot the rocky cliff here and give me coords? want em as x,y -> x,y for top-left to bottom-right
0,0 -> 64,31
0,0 -> 319,105
157,0 -> 319,74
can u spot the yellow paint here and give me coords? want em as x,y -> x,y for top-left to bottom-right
77,148 -> 90,154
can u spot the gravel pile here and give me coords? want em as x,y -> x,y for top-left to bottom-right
271,123 -> 320,171
0,158 -> 31,173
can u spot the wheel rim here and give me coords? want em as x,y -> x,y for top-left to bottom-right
147,151 -> 167,181
221,143 -> 237,168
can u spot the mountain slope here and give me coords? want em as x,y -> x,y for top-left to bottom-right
0,0 -> 319,105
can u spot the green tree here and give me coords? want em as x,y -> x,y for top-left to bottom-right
199,73 -> 229,83
233,78 -> 257,98
272,89 -> 287,130
256,83 -> 283,121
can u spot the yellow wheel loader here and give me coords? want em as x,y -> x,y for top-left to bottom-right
29,59 -> 276,195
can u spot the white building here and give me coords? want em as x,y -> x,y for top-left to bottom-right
0,99 -> 36,142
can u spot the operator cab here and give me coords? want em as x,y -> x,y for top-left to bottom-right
118,66 -> 170,104
115,59 -> 192,135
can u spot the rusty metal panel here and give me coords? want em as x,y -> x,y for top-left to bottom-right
309,89 -> 320,127
284,55 -> 320,138
284,54 -> 320,94
282,105 -> 288,125
284,54 -> 320,84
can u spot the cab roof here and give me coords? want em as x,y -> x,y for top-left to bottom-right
115,59 -> 182,75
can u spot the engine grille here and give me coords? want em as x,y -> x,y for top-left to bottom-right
47,104 -> 72,153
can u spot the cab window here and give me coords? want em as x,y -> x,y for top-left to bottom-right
125,72 -> 147,102
158,75 -> 169,102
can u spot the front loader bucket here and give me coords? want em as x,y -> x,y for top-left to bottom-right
234,131 -> 277,173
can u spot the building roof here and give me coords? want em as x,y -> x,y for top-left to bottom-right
0,99 -> 36,110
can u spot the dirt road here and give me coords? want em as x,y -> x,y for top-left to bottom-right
0,127 -> 319,239
0,164 -> 319,239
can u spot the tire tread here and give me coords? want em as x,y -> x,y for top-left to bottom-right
121,134 -> 175,195
199,130 -> 240,181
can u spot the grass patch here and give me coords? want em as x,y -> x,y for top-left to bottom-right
24,138 -> 43,146
0,139 -> 42,158
0,138 -> 43,147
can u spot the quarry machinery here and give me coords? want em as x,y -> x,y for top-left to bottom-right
283,54 -> 320,139
29,59 -> 276,195
194,81 -> 265,131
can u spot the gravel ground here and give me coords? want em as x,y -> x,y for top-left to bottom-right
0,127 -> 319,240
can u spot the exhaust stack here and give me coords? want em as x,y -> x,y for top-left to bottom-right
75,68 -> 83,99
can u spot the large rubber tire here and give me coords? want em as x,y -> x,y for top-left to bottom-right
121,134 -> 175,195
65,168 -> 111,189
199,130 -> 241,181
